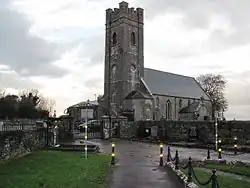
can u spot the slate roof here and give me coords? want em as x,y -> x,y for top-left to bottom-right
179,102 -> 200,113
68,100 -> 98,108
124,89 -> 153,100
143,68 -> 210,100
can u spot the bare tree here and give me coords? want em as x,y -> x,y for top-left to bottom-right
19,89 -> 55,115
36,96 -> 56,116
197,74 -> 228,119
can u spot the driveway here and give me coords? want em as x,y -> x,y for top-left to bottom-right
98,140 -> 183,188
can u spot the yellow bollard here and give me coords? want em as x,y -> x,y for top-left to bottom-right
84,125 -> 88,158
159,143 -> 164,166
111,143 -> 115,165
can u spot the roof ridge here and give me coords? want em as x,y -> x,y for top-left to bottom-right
144,67 -> 195,79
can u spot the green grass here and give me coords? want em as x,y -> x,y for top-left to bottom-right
205,164 -> 250,177
0,151 -> 112,188
182,168 -> 250,188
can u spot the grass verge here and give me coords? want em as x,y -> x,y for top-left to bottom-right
204,163 -> 250,177
0,150 -> 112,188
182,168 -> 250,188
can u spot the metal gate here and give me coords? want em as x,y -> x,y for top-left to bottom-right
73,121 -> 103,140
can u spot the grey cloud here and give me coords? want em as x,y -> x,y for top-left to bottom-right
0,4 -> 68,78
84,77 -> 103,89
225,105 -> 250,120
76,34 -> 104,66
0,70 -> 42,89
136,0 -> 250,48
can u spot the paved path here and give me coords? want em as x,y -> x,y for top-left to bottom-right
98,140 -> 182,188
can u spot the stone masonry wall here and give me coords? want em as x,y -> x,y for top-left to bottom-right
0,128 -> 53,162
135,120 -> 250,144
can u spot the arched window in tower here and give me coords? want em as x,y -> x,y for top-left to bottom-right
131,32 -> 136,45
112,32 -> 117,45
165,100 -> 172,120
111,64 -> 116,80
179,99 -> 182,108
112,93 -> 116,104
130,64 -> 137,90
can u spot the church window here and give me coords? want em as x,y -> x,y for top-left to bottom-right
166,100 -> 172,120
112,93 -> 116,103
112,32 -> 117,45
130,64 -> 136,72
179,99 -> 182,108
111,64 -> 116,80
131,32 -> 136,45
156,97 -> 159,108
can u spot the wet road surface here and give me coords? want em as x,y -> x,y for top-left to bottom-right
98,140 -> 183,188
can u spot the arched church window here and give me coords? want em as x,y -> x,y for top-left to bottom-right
131,32 -> 136,45
179,99 -> 182,108
111,64 -> 116,80
166,100 -> 172,120
112,32 -> 117,45
130,64 -> 136,72
112,93 -> 116,103
156,97 -> 159,108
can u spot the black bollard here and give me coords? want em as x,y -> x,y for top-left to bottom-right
159,143 -> 164,166
167,146 -> 171,162
218,139 -> 222,159
187,157 -> 192,183
111,143 -> 115,165
207,148 -> 211,160
175,150 -> 179,170
211,170 -> 218,188
234,137 -> 238,155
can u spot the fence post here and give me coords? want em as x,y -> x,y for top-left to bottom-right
159,143 -> 164,166
218,139 -> 222,159
211,170 -> 218,188
175,150 -> 179,170
167,146 -> 171,162
207,148 -> 211,160
187,156 -> 192,183
233,137 -> 238,155
111,143 -> 115,165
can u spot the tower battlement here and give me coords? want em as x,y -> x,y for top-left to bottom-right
106,1 -> 143,24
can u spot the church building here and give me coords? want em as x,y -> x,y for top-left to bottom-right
98,1 -> 212,121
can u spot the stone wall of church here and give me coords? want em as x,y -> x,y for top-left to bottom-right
133,95 -> 212,121
153,95 -> 199,120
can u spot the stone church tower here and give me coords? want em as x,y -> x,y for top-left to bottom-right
103,2 -> 144,116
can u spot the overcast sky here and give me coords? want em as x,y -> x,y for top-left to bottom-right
1,0 -> 250,119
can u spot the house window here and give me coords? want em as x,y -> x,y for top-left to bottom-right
112,32 -> 117,45
166,100 -> 172,120
131,32 -> 136,45
179,99 -> 182,108
156,97 -> 159,108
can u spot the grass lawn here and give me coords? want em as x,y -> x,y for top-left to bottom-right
205,163 -> 250,177
182,168 -> 250,188
0,150 -> 112,188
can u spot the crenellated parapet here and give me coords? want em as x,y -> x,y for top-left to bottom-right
106,1 -> 143,25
